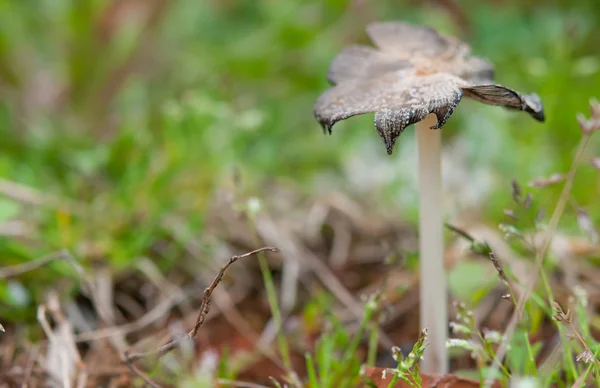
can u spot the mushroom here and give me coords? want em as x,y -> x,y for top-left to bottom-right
313,21 -> 544,373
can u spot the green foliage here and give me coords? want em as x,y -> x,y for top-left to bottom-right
1,0 -> 599,308
505,330 -> 541,377
383,329 -> 428,388
1,0 -> 600,385
302,292 -> 381,388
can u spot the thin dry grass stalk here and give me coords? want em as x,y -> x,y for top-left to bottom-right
0,178 -> 86,215
38,292 -> 88,388
0,250 -> 84,280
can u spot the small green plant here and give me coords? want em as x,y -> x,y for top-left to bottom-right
447,301 -> 510,383
304,291 -> 382,388
370,328 -> 428,388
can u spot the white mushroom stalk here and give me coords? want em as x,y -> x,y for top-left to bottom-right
313,21 -> 544,374
416,113 -> 447,373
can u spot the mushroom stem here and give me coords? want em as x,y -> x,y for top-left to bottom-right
416,113 -> 448,374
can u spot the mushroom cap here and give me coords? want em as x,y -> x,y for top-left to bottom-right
314,21 -> 545,155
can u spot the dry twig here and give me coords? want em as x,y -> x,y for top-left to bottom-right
122,247 -> 279,385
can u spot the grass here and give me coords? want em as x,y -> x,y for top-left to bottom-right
1,0 -> 600,387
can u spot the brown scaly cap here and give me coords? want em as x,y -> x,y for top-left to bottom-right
314,21 -> 545,155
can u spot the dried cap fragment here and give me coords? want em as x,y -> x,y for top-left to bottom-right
314,21 -> 545,155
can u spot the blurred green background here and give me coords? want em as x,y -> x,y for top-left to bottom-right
0,0 -> 599,321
